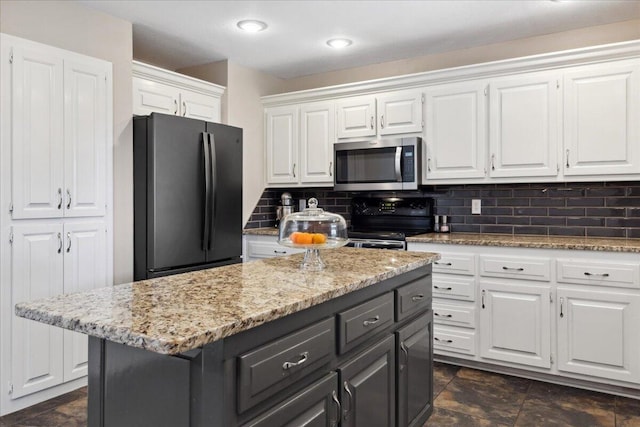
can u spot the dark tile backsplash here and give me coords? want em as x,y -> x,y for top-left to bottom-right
247,182 -> 640,238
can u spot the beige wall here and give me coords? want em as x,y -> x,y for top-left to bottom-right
285,19 -> 640,91
180,61 -> 285,225
1,0 -> 134,285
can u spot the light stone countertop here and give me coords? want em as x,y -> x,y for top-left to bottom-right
407,232 -> 640,253
15,247 -> 439,355
244,227 -> 640,253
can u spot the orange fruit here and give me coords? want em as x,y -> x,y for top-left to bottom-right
298,233 -> 313,244
290,232 -> 301,244
312,233 -> 327,244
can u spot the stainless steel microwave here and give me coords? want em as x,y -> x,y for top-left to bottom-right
333,137 -> 422,191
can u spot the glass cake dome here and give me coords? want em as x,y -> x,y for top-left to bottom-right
278,198 -> 349,271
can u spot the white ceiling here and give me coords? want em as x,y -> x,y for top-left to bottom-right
80,0 -> 640,79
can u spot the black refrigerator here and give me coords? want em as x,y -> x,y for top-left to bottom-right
133,113 -> 243,280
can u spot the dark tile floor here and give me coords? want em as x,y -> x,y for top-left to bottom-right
1,363 -> 638,426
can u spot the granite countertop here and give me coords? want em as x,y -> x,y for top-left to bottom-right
244,227 -> 279,236
15,247 -> 439,355
406,232 -> 640,253
245,227 -> 640,253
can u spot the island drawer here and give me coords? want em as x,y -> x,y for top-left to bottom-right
237,317 -> 335,413
433,253 -> 476,276
338,293 -> 394,354
432,301 -> 476,328
395,275 -> 432,322
557,258 -> 640,289
479,255 -> 551,282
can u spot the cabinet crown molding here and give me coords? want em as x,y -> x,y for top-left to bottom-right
262,39 -> 640,107
133,60 -> 225,97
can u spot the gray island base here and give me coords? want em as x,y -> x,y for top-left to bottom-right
16,248 -> 439,426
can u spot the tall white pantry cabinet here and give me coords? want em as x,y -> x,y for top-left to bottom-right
0,34 -> 113,416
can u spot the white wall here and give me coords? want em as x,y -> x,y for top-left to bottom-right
284,19 -> 640,91
0,0 -> 134,285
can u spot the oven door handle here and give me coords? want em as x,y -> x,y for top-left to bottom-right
395,147 -> 402,182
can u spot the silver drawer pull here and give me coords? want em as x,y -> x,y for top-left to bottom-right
434,261 -> 452,266
584,272 -> 609,277
434,337 -> 453,343
434,313 -> 452,318
434,286 -> 452,291
411,294 -> 424,302
363,315 -> 380,326
502,266 -> 524,271
282,351 -> 309,370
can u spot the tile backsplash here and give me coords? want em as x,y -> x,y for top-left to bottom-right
247,182 -> 640,238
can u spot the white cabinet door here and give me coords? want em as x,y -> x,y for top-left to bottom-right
336,95 -> 376,138
489,72 -> 559,178
300,102 -> 335,184
563,60 -> 640,176
479,281 -> 551,368
180,90 -> 220,122
377,89 -> 423,135
11,45 -> 64,219
11,224 -> 64,398
62,222 -> 107,381
557,288 -> 640,383
425,81 -> 487,181
132,76 -> 180,116
63,59 -> 108,218
265,106 -> 299,184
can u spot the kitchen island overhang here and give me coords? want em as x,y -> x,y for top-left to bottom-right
16,247 -> 440,427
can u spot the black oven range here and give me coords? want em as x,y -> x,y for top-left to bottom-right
347,196 -> 434,250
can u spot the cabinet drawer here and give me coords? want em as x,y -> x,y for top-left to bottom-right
432,301 -> 476,328
433,253 -> 476,276
433,326 -> 476,356
479,255 -> 551,282
338,293 -> 394,354
432,275 -> 475,301
557,259 -> 640,289
246,241 -> 304,259
237,318 -> 334,413
395,275 -> 432,322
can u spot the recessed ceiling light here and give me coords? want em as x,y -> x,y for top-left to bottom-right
327,38 -> 353,49
237,20 -> 267,33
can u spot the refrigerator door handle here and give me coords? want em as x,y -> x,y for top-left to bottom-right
207,132 -> 217,250
202,132 -> 211,251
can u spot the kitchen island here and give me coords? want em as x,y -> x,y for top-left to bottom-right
16,247 -> 439,427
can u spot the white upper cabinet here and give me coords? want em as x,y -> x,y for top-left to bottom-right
299,102 -> 335,184
10,45 -> 64,219
377,90 -> 424,135
336,95 -> 376,138
563,60 -> 640,176
64,59 -> 107,218
10,44 -> 108,219
489,72 -> 560,179
336,89 -> 423,139
265,102 -> 336,187
424,81 -> 487,182
132,61 -> 223,122
265,105 -> 299,185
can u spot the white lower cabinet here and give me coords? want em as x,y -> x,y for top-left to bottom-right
557,288 -> 640,383
479,281 -> 551,368
10,222 -> 107,397
242,234 -> 304,262
407,241 -> 640,392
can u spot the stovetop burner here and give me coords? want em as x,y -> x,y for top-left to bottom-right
348,230 -> 407,241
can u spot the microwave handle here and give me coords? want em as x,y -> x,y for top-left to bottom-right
395,147 -> 402,182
